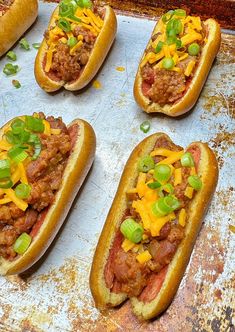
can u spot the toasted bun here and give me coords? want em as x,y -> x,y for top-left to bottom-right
133,19 -> 221,116
89,133 -> 218,319
0,117 -> 96,275
34,5 -> 117,92
0,0 -> 38,57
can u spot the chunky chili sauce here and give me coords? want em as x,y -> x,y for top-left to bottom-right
0,0 -> 14,17
0,113 -> 76,260
140,9 -> 207,106
43,0 -> 105,82
104,136 -> 202,302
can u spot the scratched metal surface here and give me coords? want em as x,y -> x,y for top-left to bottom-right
0,2 -> 234,331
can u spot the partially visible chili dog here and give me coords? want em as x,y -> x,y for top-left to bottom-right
134,9 -> 221,116
34,0 -> 117,92
90,133 -> 218,320
0,0 -> 38,57
0,113 -> 96,275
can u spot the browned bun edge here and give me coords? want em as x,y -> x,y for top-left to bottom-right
0,0 -> 38,57
34,7 -> 64,93
133,18 -> 221,116
90,133 -> 173,309
34,5 -> 117,92
131,141 -> 218,319
0,117 -> 96,275
89,134 -> 218,319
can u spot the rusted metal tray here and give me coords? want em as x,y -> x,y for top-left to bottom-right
0,1 -> 234,331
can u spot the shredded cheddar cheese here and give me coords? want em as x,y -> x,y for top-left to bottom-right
179,208 -> 187,227
45,5 -> 104,72
122,238 -> 136,252
184,60 -> 196,76
136,250 -> 152,264
157,150 -> 184,165
174,168 -> 182,186
184,186 -> 194,199
140,11 -> 205,81
4,189 -> 28,211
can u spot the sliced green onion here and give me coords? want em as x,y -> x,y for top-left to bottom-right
18,130 -> 30,144
69,15 -> 82,22
12,79 -> 21,88
155,41 -> 164,53
13,233 -> 32,255
176,39 -> 182,49
0,159 -> 11,179
147,181 -> 161,189
67,37 -> 77,47
8,146 -> 28,163
140,120 -> 151,133
32,43 -> 41,49
181,152 -> 194,167
162,57 -> 175,70
162,10 -> 174,23
188,43 -> 200,56
28,134 -> 41,160
3,63 -> 19,76
15,183 -> 31,199
19,38 -> 30,50
5,131 -> 18,144
25,116 -> 44,133
59,2 -> 75,17
6,51 -> 17,61
168,28 -> 177,37
188,175 -> 202,191
159,183 -> 174,196
11,119 -> 25,134
166,19 -> 182,36
138,155 -> 155,173
166,36 -> 177,45
174,9 -> 186,17
173,19 -> 182,34
0,178 -> 13,189
58,18 -> 71,32
154,164 -> 171,183
82,0 -> 92,8
120,218 -> 144,243
152,195 -> 180,217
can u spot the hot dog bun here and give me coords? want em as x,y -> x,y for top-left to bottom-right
90,133 -> 218,319
0,117 -> 96,275
0,0 -> 38,57
134,16 -> 221,116
34,4 -> 117,92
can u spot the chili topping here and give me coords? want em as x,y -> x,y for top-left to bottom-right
0,113 -> 74,261
44,0 -> 105,82
140,9 -> 207,106
0,0 -> 14,17
105,137 -> 202,300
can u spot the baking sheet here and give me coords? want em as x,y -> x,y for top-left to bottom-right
0,2 -> 234,331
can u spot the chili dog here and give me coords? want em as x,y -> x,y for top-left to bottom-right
90,133 -> 218,320
0,0 -> 38,57
34,0 -> 117,92
134,9 -> 221,116
0,113 -> 96,275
